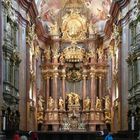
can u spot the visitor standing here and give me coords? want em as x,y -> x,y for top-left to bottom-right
104,132 -> 113,140
12,131 -> 20,140
30,132 -> 38,140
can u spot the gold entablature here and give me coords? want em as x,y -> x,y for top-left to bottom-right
61,9 -> 87,42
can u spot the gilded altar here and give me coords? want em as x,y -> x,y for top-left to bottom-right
40,0 -> 110,132
44,92 -> 110,131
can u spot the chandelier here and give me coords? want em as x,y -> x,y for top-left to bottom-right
62,43 -> 85,62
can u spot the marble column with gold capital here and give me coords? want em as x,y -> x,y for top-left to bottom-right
52,42 -> 59,64
53,67 -> 58,109
99,75 -> 103,99
90,72 -> 96,109
46,76 -> 50,110
82,74 -> 87,108
62,69 -> 66,101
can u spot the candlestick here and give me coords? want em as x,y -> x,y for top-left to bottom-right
131,116 -> 134,130
3,116 -> 6,130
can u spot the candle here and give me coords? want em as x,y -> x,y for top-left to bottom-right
131,116 -> 134,130
3,116 -> 6,130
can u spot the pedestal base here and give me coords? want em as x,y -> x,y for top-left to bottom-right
52,124 -> 59,131
89,125 -> 96,131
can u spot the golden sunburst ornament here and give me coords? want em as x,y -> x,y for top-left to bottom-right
61,9 -> 87,42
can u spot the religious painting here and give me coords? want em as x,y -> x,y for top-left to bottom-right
85,0 -> 112,23
39,0 -> 112,24
39,0 -> 63,23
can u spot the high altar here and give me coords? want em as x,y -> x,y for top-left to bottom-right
37,0 -> 111,132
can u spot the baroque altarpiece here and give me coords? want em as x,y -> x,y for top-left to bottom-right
37,1 -> 111,131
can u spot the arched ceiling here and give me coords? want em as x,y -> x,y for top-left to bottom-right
36,0 -> 112,33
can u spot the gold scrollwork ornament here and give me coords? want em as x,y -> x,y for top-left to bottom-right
61,9 -> 87,42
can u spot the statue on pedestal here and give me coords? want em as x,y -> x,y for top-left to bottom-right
83,96 -> 91,110
58,97 -> 64,110
38,95 -> 45,111
50,21 -> 59,36
105,95 -> 111,110
96,97 -> 102,110
67,94 -> 73,106
73,93 -> 80,106
48,96 -> 54,110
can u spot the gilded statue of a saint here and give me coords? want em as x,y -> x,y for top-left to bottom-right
74,93 -> 80,105
58,97 -> 64,110
105,95 -> 111,110
48,96 -> 54,110
96,97 -> 102,110
83,96 -> 91,110
37,95 -> 45,111
50,21 -> 59,35
67,94 -> 73,106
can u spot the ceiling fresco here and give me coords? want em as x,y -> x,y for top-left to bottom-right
38,0 -> 64,22
38,0 -> 112,32
85,0 -> 111,23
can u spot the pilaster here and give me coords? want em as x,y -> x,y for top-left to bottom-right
0,0 -> 3,131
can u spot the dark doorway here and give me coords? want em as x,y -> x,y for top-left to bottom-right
96,124 -> 100,131
106,123 -> 111,132
38,123 -> 42,131
48,124 -> 53,131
